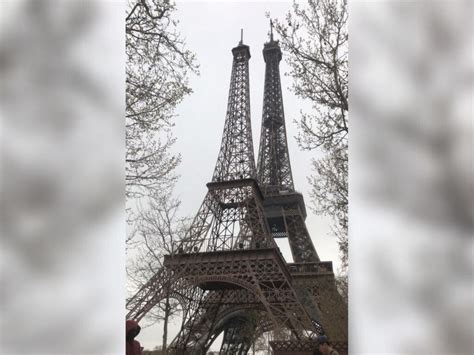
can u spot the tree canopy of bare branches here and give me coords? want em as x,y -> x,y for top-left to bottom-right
126,0 -> 198,199
273,0 -> 348,283
126,0 -> 197,348
127,191 -> 190,350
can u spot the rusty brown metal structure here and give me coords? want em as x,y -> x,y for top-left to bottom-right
258,32 -> 319,263
126,30 -> 347,355
257,30 -> 348,353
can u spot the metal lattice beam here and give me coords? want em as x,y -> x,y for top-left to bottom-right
257,39 -> 294,194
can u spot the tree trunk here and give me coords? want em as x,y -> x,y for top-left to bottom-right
162,295 -> 170,354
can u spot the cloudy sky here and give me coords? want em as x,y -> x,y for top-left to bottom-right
139,0 -> 340,350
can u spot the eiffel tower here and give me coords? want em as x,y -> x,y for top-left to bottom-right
126,29 -> 347,355
256,24 -> 348,354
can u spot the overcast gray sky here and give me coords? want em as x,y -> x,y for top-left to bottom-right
139,0 -> 340,350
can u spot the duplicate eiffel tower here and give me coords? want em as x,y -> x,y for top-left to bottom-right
126,29 -> 347,355
258,23 -> 348,354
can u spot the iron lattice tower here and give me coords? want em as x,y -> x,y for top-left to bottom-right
257,30 -> 320,263
126,30 -> 347,355
257,26 -> 294,196
257,26 -> 348,353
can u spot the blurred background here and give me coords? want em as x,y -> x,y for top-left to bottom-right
350,0 -> 473,354
0,0 -> 125,353
0,0 -> 472,354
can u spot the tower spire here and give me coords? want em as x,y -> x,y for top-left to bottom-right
239,28 -> 243,45
258,31 -> 292,194
212,39 -> 254,182
270,19 -> 274,41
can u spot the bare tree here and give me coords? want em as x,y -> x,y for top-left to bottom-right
309,145 -> 348,272
251,331 -> 272,355
126,0 -> 198,200
126,1 -> 197,349
127,191 -> 190,353
273,0 -> 348,290
251,336 -> 268,355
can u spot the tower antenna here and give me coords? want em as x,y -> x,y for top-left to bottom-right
270,19 -> 274,41
239,28 -> 243,45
